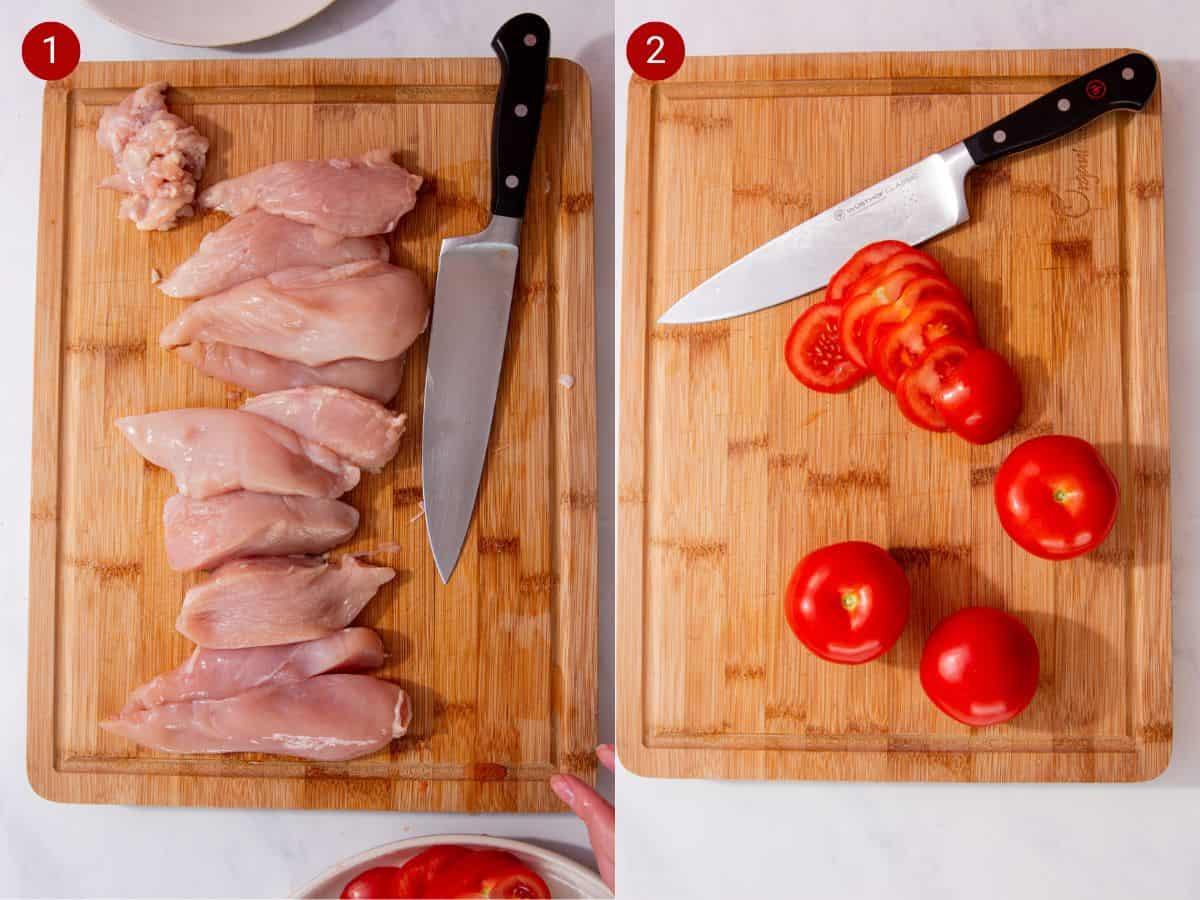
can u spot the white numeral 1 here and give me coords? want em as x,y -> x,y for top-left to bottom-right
43,35 -> 55,65
646,34 -> 666,64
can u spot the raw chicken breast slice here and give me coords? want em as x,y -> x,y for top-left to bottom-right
160,260 -> 429,366
198,149 -> 422,237
242,387 -> 405,472
164,491 -> 359,572
176,556 -> 396,649
97,82 -> 208,231
116,409 -> 360,500
159,209 -> 390,299
101,674 -> 410,762
121,628 -> 385,713
175,343 -> 407,404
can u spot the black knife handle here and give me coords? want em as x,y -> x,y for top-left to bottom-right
963,52 -> 1157,166
489,13 -> 550,219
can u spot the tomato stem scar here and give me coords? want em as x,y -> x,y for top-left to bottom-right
842,591 -> 860,612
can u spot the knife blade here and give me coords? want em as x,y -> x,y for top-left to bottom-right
422,12 -> 550,583
659,51 -> 1158,325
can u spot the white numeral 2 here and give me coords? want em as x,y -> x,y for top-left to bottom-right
646,34 -> 666,64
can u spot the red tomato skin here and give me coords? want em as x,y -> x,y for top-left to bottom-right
894,335 -> 977,431
784,541 -> 910,664
388,846 -> 473,897
933,347 -> 1022,444
825,240 -> 911,304
340,867 -> 402,899
785,301 -> 868,393
994,435 -> 1120,560
920,606 -> 1040,726
421,850 -> 550,899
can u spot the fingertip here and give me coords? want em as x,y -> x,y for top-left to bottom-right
549,773 -> 576,807
596,743 -> 616,770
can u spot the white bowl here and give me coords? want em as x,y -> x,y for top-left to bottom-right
292,834 -> 612,899
84,0 -> 337,47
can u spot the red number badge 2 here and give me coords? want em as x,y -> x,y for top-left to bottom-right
627,22 -> 685,81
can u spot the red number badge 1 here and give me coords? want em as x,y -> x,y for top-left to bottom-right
23,22 -> 80,81
626,22 -> 685,81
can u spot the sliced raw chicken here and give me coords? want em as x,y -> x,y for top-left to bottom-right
164,491 -> 360,571
116,409 -> 360,500
159,260 -> 429,366
121,628 -> 385,713
242,387 -> 405,472
97,82 -> 208,231
101,674 -> 411,761
175,343 -> 407,404
176,556 -> 396,649
198,149 -> 422,236
159,209 -> 389,299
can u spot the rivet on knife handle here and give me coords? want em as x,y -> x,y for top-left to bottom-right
963,51 -> 1158,166
489,12 -> 551,219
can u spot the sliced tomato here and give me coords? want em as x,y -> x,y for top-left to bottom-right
785,301 -> 868,392
895,335 -> 977,431
873,294 -> 978,390
860,274 -> 963,381
421,850 -> 550,899
850,247 -> 943,291
390,846 -> 473,898
934,347 -> 1023,444
825,240 -> 910,304
838,265 -> 928,369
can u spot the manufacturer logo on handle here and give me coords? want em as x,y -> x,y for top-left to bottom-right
1085,79 -> 1107,100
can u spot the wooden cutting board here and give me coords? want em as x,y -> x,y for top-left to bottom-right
29,58 -> 597,811
619,49 -> 1169,782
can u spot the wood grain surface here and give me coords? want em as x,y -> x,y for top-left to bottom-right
618,49 -> 1170,782
29,58 -> 597,811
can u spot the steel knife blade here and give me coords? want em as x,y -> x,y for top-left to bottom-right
422,13 -> 550,583
659,51 -> 1157,325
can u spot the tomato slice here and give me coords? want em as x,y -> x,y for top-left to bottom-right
389,846 -> 473,898
860,274 -> 963,381
850,247 -> 943,291
421,850 -> 551,899
785,301 -> 868,392
824,240 -> 910,304
873,294 -> 978,390
838,265 -> 928,369
895,336 -> 976,431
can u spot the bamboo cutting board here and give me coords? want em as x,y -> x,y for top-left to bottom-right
29,58 -> 596,811
619,49 -> 1169,782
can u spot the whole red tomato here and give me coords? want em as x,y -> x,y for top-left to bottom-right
784,541 -> 910,664
422,850 -> 550,899
994,435 -> 1119,560
933,346 -> 1023,444
340,867 -> 402,899
920,606 -> 1039,726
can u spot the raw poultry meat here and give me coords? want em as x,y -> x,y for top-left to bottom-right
164,491 -> 360,572
97,82 -> 208,231
121,628 -> 385,713
116,409 -> 360,500
101,674 -> 410,761
242,387 -> 406,472
174,343 -> 407,404
176,556 -> 396,649
198,149 -> 422,237
159,260 -> 429,366
158,209 -> 389,299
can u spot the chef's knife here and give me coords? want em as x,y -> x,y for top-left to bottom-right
659,52 -> 1158,325
422,12 -> 550,582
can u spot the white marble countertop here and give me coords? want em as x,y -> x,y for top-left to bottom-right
0,2 -> 614,896
613,1 -> 1200,898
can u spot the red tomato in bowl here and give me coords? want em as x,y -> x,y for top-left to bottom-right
920,606 -> 1039,726
422,850 -> 550,899
994,435 -> 1119,560
933,346 -> 1022,444
785,301 -> 867,392
341,867 -> 403,900
784,541 -> 910,664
